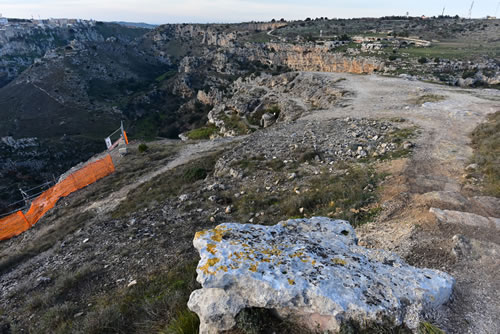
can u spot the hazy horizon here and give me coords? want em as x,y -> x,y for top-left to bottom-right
0,0 -> 498,25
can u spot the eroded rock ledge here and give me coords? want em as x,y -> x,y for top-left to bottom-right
188,217 -> 454,333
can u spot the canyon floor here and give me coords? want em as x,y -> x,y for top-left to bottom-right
0,73 -> 498,333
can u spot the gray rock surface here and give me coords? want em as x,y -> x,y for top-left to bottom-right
430,207 -> 500,230
188,217 -> 455,333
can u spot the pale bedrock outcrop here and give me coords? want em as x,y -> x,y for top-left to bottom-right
188,217 -> 455,333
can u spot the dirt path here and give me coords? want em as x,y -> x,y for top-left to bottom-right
85,136 -> 244,215
301,73 -> 500,334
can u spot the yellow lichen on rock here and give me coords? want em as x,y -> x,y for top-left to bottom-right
199,257 -> 221,275
210,225 -> 230,242
194,230 -> 208,240
207,244 -> 217,255
289,251 -> 304,258
332,258 -> 347,266
249,264 -> 258,272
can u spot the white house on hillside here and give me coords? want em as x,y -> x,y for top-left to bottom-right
0,14 -> 8,25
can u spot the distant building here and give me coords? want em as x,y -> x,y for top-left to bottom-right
0,14 -> 8,25
486,16 -> 497,20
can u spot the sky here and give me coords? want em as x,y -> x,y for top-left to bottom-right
0,0 -> 498,24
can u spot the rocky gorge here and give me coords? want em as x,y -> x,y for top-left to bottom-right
0,16 -> 498,334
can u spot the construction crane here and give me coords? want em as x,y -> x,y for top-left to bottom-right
468,1 -> 475,19
441,6 -> 446,17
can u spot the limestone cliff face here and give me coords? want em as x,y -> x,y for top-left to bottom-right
249,43 -> 385,74
239,22 -> 287,31
154,24 -> 383,75
153,24 -> 238,47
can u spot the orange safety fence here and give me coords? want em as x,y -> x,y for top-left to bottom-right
0,154 -> 115,241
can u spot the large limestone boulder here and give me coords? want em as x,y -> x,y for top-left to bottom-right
188,217 -> 454,333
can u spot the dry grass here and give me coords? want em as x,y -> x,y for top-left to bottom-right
21,261 -> 200,334
112,151 -> 222,218
411,94 -> 446,105
233,162 -> 382,227
470,111 -> 500,196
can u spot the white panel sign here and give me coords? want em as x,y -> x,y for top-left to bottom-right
105,137 -> 112,149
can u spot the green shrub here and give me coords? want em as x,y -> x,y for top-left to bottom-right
222,115 -> 250,135
418,57 -> 428,64
155,70 -> 177,82
183,167 -> 208,182
186,124 -> 218,140
412,94 -> 446,105
418,322 -> 445,334
138,143 -> 149,153
163,308 -> 200,334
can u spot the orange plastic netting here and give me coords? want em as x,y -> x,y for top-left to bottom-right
0,155 -> 115,241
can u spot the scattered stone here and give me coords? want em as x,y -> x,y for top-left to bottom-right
470,196 -> 500,217
417,191 -> 468,211
74,312 -> 84,318
225,206 -> 232,214
118,147 -> 128,156
188,217 -> 454,333
127,280 -> 137,287
430,208 -> 500,230
451,235 -> 473,259
36,276 -> 51,284
83,238 -> 89,243
465,163 -> 478,172
403,141 -> 414,149
179,194 -> 189,202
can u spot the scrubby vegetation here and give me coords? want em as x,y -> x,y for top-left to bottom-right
232,162 -> 383,227
222,115 -> 252,135
278,164 -> 381,226
138,143 -> 149,153
186,124 -> 219,140
22,261 -> 200,334
112,152 -> 222,217
470,111 -> 500,196
411,94 -> 446,105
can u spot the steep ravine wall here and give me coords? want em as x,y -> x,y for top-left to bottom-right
154,25 -> 384,75
240,43 -> 385,74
